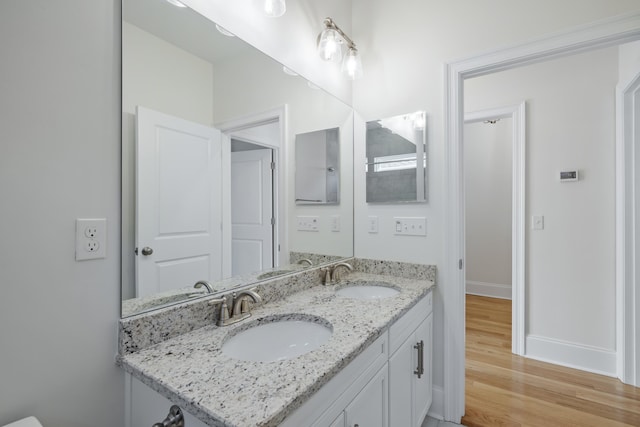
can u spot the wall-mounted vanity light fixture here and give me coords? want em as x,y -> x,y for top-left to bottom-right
317,17 -> 363,80
263,0 -> 286,17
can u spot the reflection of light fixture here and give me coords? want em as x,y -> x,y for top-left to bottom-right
263,0 -> 286,17
215,24 -> 235,37
165,0 -> 187,7
317,17 -> 363,80
307,81 -> 320,90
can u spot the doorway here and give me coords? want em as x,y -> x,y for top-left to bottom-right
443,16 -> 640,422
230,138 -> 275,276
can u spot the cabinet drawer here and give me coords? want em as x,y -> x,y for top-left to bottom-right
389,290 -> 432,355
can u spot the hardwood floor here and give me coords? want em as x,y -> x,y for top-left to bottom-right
462,295 -> 640,427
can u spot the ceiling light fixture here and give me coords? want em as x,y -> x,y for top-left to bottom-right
165,0 -> 187,7
263,0 -> 286,18
317,17 -> 363,80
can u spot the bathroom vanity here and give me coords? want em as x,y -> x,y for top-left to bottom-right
118,260 -> 435,427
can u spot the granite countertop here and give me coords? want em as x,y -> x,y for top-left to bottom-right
117,271 -> 434,427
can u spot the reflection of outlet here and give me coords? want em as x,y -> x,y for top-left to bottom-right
76,218 -> 106,261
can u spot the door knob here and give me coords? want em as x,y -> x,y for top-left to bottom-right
141,246 -> 154,256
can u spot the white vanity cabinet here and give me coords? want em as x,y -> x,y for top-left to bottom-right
389,292 -> 433,427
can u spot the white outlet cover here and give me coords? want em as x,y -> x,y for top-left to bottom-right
76,218 -> 106,260
368,216 -> 379,233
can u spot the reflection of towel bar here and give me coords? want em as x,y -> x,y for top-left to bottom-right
296,198 -> 322,202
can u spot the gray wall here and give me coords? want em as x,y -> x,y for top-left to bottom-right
0,1 -> 124,426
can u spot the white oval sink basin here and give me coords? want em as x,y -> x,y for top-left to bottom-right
336,281 -> 400,300
222,315 -> 332,362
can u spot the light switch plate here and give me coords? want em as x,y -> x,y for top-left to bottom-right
331,215 -> 340,232
297,216 -> 319,232
394,217 -> 427,236
368,216 -> 379,233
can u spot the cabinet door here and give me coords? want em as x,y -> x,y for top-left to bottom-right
389,339 -> 413,426
344,365 -> 388,427
413,313 -> 433,426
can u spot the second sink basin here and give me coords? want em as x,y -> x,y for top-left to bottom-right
221,315 -> 332,362
336,281 -> 400,300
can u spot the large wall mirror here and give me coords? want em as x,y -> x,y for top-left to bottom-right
121,0 -> 354,317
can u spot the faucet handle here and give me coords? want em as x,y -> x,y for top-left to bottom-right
209,295 -> 230,326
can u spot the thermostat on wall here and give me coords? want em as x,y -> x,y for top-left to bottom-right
559,170 -> 579,182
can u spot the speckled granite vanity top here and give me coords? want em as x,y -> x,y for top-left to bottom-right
117,269 -> 434,427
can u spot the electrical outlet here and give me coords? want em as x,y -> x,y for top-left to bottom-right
76,218 -> 106,261
297,216 -> 319,232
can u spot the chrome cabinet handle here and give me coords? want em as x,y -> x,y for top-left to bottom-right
141,246 -> 154,256
414,340 -> 424,378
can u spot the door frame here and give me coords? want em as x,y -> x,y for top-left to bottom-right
443,11 -> 640,422
464,102 -> 526,356
216,106 -> 288,274
616,69 -> 640,387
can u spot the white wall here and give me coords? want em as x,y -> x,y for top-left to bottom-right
0,1 -> 123,426
464,119 -> 513,291
465,47 -> 618,353
618,40 -> 640,84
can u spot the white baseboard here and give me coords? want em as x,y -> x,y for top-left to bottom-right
525,335 -> 616,377
466,281 -> 511,300
427,385 -> 444,421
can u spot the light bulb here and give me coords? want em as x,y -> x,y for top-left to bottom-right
317,28 -> 342,62
264,0 -> 286,17
342,48 -> 363,80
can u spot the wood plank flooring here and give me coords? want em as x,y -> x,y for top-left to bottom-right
462,295 -> 640,427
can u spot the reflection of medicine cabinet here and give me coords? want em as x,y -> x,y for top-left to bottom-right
295,128 -> 340,205
365,111 -> 427,203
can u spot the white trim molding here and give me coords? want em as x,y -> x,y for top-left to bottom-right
466,281 -> 512,300
616,70 -> 640,387
443,10 -> 640,423
427,385 -> 445,421
526,335 -> 617,377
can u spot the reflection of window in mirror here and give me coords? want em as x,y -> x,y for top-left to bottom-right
366,112 -> 427,203
295,128 -> 340,205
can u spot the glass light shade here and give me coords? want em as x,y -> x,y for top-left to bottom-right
317,28 -> 343,63
342,48 -> 363,80
264,0 -> 286,17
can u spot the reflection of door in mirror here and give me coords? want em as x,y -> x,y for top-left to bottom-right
136,106 -> 223,297
231,140 -> 274,276
295,128 -> 340,205
366,112 -> 427,203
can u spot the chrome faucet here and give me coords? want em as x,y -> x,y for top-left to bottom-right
320,262 -> 354,285
297,258 -> 313,267
331,262 -> 353,282
194,280 -> 213,293
209,288 -> 262,326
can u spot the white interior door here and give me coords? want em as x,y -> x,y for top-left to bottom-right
231,148 -> 273,276
136,106 -> 222,297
